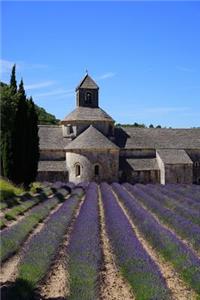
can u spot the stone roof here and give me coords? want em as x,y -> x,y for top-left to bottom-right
115,127 -> 200,149
38,125 -> 69,150
62,107 -> 114,122
126,158 -> 159,170
76,74 -> 99,91
38,160 -> 67,172
65,125 -> 119,150
157,149 -> 193,164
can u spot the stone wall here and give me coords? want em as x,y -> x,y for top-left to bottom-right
62,121 -> 114,138
40,150 -> 65,160
186,149 -> 200,184
164,164 -> 193,184
120,149 -> 156,158
120,169 -> 160,184
37,171 -> 68,182
66,149 -> 119,184
156,153 -> 165,184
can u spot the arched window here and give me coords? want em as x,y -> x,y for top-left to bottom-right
75,164 -> 81,177
94,164 -> 99,176
85,92 -> 92,104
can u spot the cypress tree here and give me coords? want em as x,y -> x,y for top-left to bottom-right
25,97 -> 39,186
12,79 -> 29,185
10,64 -> 17,95
0,81 -> 17,178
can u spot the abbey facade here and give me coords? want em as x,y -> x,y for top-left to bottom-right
38,74 -> 200,184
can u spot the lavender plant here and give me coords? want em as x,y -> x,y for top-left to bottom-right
156,184 -> 200,209
4,197 -> 42,221
67,182 -> 102,300
139,184 -> 200,226
101,182 -> 171,300
125,183 -> 200,251
17,195 -> 80,289
113,183 -> 200,294
0,196 -> 59,262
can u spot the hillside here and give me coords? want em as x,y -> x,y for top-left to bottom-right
35,105 -> 59,125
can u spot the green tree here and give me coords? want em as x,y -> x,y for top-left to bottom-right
12,79 -> 29,185
0,82 -> 17,178
10,64 -> 17,95
25,97 -> 39,186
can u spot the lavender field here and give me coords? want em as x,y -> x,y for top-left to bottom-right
0,182 -> 200,300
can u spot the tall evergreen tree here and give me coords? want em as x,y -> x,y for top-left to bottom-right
25,97 -> 39,186
10,64 -> 17,95
12,79 -> 29,185
0,80 -> 17,178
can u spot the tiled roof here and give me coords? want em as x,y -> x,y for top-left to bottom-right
62,107 -> 114,122
38,160 -> 66,171
76,74 -> 99,91
126,158 -> 159,170
65,125 -> 119,150
157,149 -> 193,164
115,127 -> 200,149
38,125 -> 70,150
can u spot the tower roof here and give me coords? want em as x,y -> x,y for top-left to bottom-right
65,125 -> 119,150
62,107 -> 114,123
76,74 -> 99,91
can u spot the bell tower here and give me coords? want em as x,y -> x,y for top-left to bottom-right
76,73 -> 99,108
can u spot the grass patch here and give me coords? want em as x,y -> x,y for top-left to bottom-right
0,178 -> 24,202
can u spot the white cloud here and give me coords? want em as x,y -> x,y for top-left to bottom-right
0,59 -> 48,75
97,72 -> 116,80
0,59 -> 19,74
33,88 -> 74,98
25,81 -> 56,90
176,65 -> 194,72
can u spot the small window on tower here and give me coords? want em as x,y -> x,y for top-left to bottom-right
85,92 -> 92,104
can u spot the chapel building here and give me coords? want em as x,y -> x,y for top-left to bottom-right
37,74 -> 200,184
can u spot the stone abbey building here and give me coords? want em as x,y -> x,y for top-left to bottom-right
38,74 -> 200,184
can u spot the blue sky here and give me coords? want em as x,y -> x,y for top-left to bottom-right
1,1 -> 200,128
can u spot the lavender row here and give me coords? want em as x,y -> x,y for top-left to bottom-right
0,196 -> 59,262
139,184 -> 200,226
101,182 -> 171,300
112,183 -> 200,294
15,194 -> 80,295
67,182 -> 102,300
155,184 -> 200,208
165,184 -> 200,203
125,183 -> 200,251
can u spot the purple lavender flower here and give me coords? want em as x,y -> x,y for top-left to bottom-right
101,182 -> 171,300
67,182 -> 102,300
17,195 -> 80,287
113,182 -> 200,294
125,183 -> 200,251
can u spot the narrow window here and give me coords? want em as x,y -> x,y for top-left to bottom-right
75,164 -> 81,176
94,165 -> 99,176
85,92 -> 92,104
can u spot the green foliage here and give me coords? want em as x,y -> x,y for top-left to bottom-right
0,197 -> 59,262
24,98 -> 40,186
116,122 -> 162,128
4,198 -> 41,221
0,178 -> 24,201
0,66 -> 40,187
35,105 -> 59,125
116,122 -> 146,128
10,64 -> 17,94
